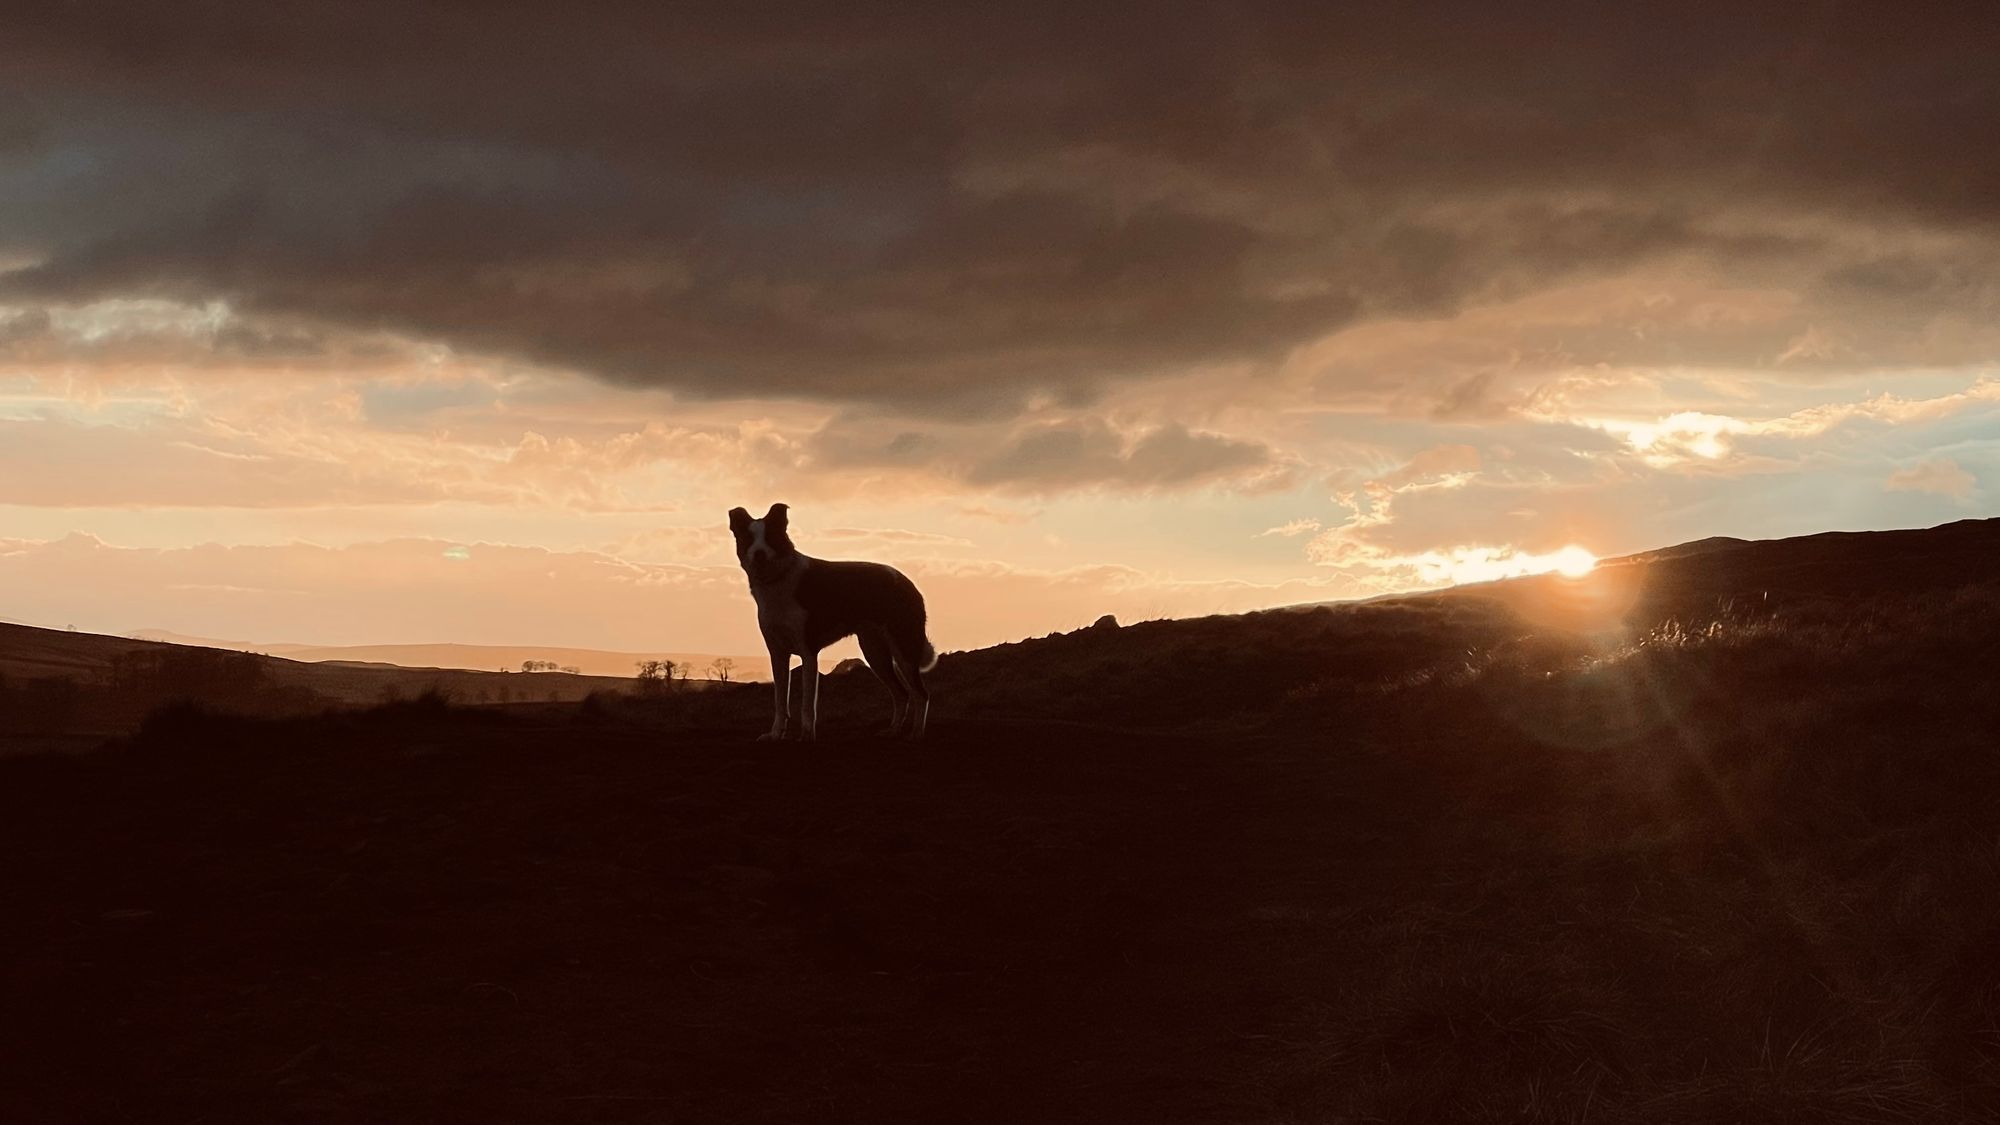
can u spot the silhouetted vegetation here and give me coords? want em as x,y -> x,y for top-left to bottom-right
0,671 -> 83,735
633,658 -> 682,694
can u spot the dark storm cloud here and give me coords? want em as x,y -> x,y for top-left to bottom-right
805,413 -> 1287,493
2,2 -> 1996,409
964,421 -> 1283,492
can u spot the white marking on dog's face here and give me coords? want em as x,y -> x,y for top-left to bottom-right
736,519 -> 794,585
731,503 -> 795,586
743,519 -> 773,569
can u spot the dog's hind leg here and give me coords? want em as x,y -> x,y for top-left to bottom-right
797,650 -> 821,742
859,627 -> 909,736
889,644 -> 931,741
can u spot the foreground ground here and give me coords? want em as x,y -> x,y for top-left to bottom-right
5,521 -> 2000,1122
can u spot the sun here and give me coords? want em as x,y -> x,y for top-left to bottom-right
1552,545 -> 1599,578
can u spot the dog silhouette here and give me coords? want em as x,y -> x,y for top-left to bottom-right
730,503 -> 937,741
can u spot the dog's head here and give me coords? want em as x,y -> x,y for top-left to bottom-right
728,502 -> 797,584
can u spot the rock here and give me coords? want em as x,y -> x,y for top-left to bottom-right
1090,614 -> 1120,631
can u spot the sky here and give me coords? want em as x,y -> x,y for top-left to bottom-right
2,3 -> 1998,655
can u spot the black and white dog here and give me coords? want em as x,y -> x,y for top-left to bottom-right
730,503 -> 937,741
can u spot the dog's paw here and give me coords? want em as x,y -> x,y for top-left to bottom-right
756,730 -> 787,742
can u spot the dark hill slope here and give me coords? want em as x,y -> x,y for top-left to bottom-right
0,624 -> 642,740
0,621 -> 160,679
803,516 -> 2000,732
1598,516 -> 2000,612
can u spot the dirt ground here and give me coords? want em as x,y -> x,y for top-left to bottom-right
3,712 -> 1412,1122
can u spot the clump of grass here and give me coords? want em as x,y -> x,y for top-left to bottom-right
134,698 -> 223,743
364,686 -> 455,719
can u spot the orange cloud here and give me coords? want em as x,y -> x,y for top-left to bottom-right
1886,458 -> 1977,500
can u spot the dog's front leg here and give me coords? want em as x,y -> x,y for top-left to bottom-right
758,648 -> 790,741
786,664 -> 805,735
797,650 -> 820,742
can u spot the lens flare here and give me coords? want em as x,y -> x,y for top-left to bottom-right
1552,545 -> 1598,578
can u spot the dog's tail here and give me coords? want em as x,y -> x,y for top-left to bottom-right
893,615 -> 938,673
890,570 -> 939,672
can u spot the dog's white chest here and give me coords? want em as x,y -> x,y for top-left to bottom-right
752,568 -> 809,655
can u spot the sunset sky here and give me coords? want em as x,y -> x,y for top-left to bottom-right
2,4 -> 1996,655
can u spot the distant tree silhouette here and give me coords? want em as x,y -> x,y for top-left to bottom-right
635,659 -> 677,694
709,656 -> 735,683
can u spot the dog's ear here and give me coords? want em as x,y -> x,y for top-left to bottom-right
764,502 -> 789,530
727,507 -> 751,534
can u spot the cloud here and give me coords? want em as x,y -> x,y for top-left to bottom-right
806,413 -> 1293,496
1259,518 -> 1321,538
1374,444 -> 1481,491
2,4 -> 1997,416
1886,457 -> 1977,500
966,421 -> 1291,494
818,527 -> 975,548
1302,443 -> 1520,588
1562,377 -> 2000,470
956,503 -> 1039,525
0,298 -> 425,375
0,414 -> 511,508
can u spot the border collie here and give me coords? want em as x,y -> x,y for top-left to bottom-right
729,503 -> 937,741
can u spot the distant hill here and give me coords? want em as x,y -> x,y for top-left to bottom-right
0,624 -> 166,689
0,624 -> 673,741
1605,534 -> 1751,564
125,631 -> 766,681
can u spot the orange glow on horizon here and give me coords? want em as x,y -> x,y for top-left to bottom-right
1405,543 -> 1600,587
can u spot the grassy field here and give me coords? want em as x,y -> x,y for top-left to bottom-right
4,520 -> 1998,1122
